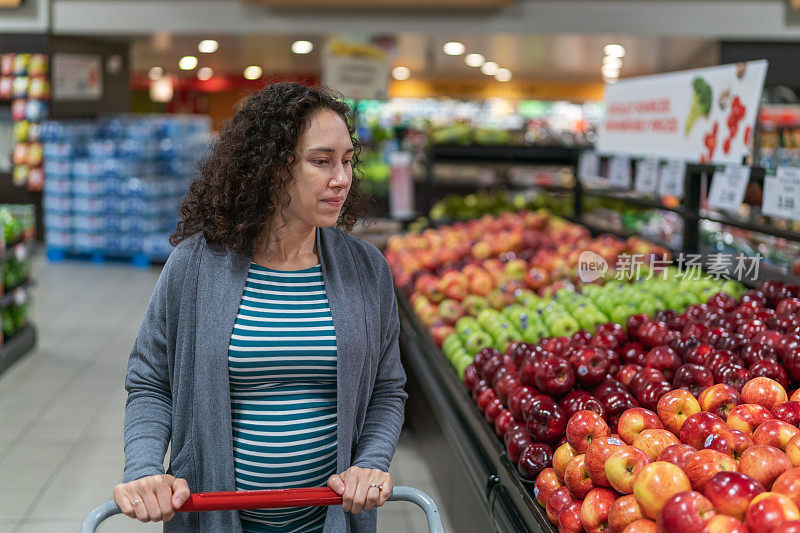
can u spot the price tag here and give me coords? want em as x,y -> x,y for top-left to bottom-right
658,160 -> 686,199
577,151 -> 600,183
708,164 -> 750,212
634,158 -> 659,194
762,167 -> 800,220
608,156 -> 631,189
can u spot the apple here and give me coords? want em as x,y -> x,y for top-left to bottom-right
684,449 -> 739,492
484,398 -> 504,425
740,342 -> 778,367
609,494 -> 645,533
686,344 -> 716,367
463,363 -> 480,390
621,342 -> 647,366
572,329 -> 593,345
482,354 -> 516,385
493,373 -> 521,405
727,404 -> 774,437
739,445 -> 792,489
704,429 -> 753,461
773,468 -> 800,509
546,486 -> 574,524
714,364 -> 752,392
560,392 -> 606,421
567,410 -> 611,454
518,442 -> 555,481
698,384 -> 742,420
565,454 -> 597,499
703,471 -> 765,522
708,291 -> 737,311
738,319 -> 768,340
657,389 -> 702,435
476,388 -> 497,412
793,390 -> 800,403
594,377 -> 628,398
787,435 -> 800,467
629,369 -> 666,399
644,346 -> 681,381
633,429 -> 681,461
534,467 -> 563,507
602,392 -> 640,434
742,377 -> 788,411
540,336 -> 572,357
474,347 -> 501,374
505,425 -> 533,464
617,364 -> 644,388
705,350 -> 745,374
554,442 -> 580,482
774,402 -> 800,428
658,443 -> 700,470
673,364 -> 715,398
716,334 -> 748,354
585,435 -> 624,487
559,500 -> 584,533
697,515 -> 748,533
753,419 -> 800,451
749,360 -> 790,389
622,518 -> 657,533
570,347 -> 611,388
638,380 -> 673,412
656,490 -> 717,533
534,355 -> 576,397
632,461 -> 692,519
680,412 -> 727,450
670,335 -> 701,358
745,492 -> 800,533
782,520 -> 800,533
508,385 -> 538,421
494,409 -> 515,437
605,445 -> 652,494
617,408 -> 664,445
526,396 -> 567,445
580,487 -> 616,533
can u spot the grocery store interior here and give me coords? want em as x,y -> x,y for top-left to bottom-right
10,1 -> 800,532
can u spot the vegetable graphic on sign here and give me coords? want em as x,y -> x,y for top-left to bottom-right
685,77 -> 713,137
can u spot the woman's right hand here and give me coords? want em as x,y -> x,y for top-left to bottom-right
113,474 -> 191,522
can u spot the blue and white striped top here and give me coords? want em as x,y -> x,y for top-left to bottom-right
228,263 -> 338,533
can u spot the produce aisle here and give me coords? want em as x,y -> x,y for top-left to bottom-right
0,254 -> 452,533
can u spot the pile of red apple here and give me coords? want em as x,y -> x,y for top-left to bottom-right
535,376 -> 800,532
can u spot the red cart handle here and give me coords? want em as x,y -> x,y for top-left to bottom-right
178,488 -> 342,512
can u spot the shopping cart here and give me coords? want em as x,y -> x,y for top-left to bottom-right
81,485 -> 444,532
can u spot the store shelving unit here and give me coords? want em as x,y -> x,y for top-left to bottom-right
0,324 -> 36,375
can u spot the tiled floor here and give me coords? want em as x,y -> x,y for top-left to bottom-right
0,254 -> 451,532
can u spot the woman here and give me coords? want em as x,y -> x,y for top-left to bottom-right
113,82 -> 407,532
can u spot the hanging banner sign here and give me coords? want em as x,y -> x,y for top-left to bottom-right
597,60 -> 768,164
322,39 -> 390,100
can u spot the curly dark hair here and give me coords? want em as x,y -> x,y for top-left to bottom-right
170,82 -> 369,254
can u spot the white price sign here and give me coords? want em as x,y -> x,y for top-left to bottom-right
708,164 -> 750,212
634,158 -> 659,194
658,160 -> 686,198
577,151 -> 600,183
608,156 -> 631,189
762,167 -> 800,220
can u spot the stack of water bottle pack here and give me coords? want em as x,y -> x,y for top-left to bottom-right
41,114 -> 211,265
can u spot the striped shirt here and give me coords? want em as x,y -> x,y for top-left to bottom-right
228,263 -> 338,533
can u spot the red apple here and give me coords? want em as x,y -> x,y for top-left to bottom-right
740,342 -> 778,367
505,425 -> 533,464
508,385 -> 538,421
546,486 -> 574,524
708,291 -> 737,311
782,520 -> 800,533
464,363 -> 479,390
783,348 -> 800,383
656,490 -> 716,533
493,373 -> 521,405
570,346 -> 612,388
629,368 -> 666,398
742,377 -> 789,411
567,410 -> 611,454
476,387 -> 497,412
484,398 -> 504,425
658,443 -> 699,470
559,500 -> 584,533
686,344 -> 716,367
609,494 -> 645,533
617,407 -> 663,445
554,442 -> 579,482
703,471 -> 765,522
623,519 -> 657,533
644,346 -> 681,381
745,491 -> 800,533
621,342 -> 647,366
605,445 -> 652,494
560,392 -> 606,421
632,461 -> 692,519
697,515 -> 747,533
617,364 -> 643,388
705,350 -> 745,373
494,409 -> 515,437
684,449 -> 739,491
526,395 -> 567,445
739,445 -> 792,489
787,434 -> 800,467
580,487 -> 617,533
749,360 -> 790,389
715,364 -> 752,392
638,380 -> 673,412
698,384 -> 742,420
534,355 -> 576,397
633,429 -> 680,461
657,389 -> 702,435
602,392 -> 640,434
585,435 -> 624,488
680,412 -> 728,450
727,404 -> 774,437
565,454 -> 597,499
673,363 -> 715,398
773,468 -> 800,509
704,429 -> 753,461
753,419 -> 800,451
534,467 -> 563,507
774,402 -> 800,427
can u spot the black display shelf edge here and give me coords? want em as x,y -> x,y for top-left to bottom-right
0,280 -> 32,308
0,324 -> 36,376
429,145 -> 581,165
581,188 -> 684,215
397,288 -> 554,533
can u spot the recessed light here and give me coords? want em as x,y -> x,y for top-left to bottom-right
465,53 -> 485,67
179,56 -> 198,70
198,40 -> 218,54
443,42 -> 465,56
480,61 -> 499,76
197,67 -> 213,80
291,40 -> 314,54
244,65 -> 262,80
392,66 -> 411,81
495,68 -> 512,82
604,44 -> 626,58
148,66 -> 164,80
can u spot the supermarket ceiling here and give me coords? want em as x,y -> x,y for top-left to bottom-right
130,33 -> 718,84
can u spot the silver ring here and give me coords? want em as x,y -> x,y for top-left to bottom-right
130,498 -> 142,505
368,483 -> 382,490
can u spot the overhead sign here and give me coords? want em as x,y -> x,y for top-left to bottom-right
596,60 -> 768,164
322,40 -> 389,100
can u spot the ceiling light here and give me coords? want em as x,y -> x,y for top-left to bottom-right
291,40 -> 314,54
197,67 -> 213,80
243,65 -> 262,80
602,56 -> 623,69
150,76 -> 173,103
601,66 -> 620,78
604,77 -> 618,84
443,42 -> 465,56
198,40 -> 218,53
604,44 -> 626,58
392,66 -> 411,81
480,61 -> 499,76
465,53 -> 485,67
495,68 -> 512,82
148,66 -> 164,80
179,56 -> 198,70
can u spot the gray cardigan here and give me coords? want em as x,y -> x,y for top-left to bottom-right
123,226 -> 407,532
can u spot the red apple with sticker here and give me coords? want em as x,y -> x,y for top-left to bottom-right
680,412 -> 728,450
567,410 -> 611,454
657,389 -> 702,435
584,435 -> 624,487
704,429 -> 753,461
534,467 -> 563,508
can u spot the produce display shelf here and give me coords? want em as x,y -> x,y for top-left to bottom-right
429,145 -> 581,165
397,288 -> 554,533
700,212 -> 800,244
580,187 -> 685,215
0,280 -> 31,308
0,324 -> 36,376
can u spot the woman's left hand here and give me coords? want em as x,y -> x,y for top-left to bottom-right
327,466 -> 392,514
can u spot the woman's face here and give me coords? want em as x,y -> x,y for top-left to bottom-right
284,108 -> 354,229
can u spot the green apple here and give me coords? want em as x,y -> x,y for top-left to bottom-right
492,329 -> 520,352
462,294 -> 489,317
516,290 -> 539,306
456,317 -> 480,336
522,324 -> 549,344
548,316 -> 580,338
463,330 -> 493,356
476,309 -> 502,329
721,280 -> 745,298
454,355 -> 472,378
